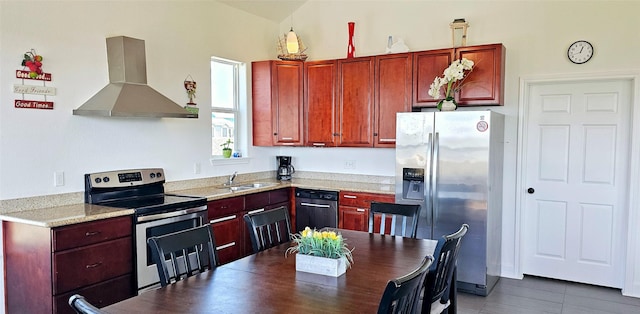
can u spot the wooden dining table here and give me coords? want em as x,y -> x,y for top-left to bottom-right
103,229 -> 438,313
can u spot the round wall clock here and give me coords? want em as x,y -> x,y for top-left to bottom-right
567,40 -> 594,64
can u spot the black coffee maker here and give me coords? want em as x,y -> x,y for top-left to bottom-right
276,156 -> 295,181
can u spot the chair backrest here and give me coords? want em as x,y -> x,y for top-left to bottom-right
68,294 -> 105,314
422,223 -> 469,313
377,255 -> 434,314
368,202 -> 421,238
243,206 -> 292,253
147,224 -> 218,287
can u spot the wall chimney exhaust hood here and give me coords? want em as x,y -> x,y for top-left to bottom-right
73,36 -> 197,118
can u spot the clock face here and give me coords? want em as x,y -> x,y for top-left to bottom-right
568,40 -> 594,64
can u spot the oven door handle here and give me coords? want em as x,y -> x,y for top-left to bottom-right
136,205 -> 207,223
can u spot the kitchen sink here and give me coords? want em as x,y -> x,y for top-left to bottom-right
228,182 -> 279,192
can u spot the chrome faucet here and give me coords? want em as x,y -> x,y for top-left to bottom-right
227,171 -> 238,186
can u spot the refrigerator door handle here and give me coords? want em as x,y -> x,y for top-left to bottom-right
432,132 -> 440,231
425,132 -> 433,228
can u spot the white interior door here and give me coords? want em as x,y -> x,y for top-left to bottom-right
522,78 -> 632,288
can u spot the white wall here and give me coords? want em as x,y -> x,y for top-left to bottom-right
0,1 -> 278,200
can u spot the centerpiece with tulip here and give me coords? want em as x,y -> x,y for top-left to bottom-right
428,58 -> 474,111
286,227 -> 354,277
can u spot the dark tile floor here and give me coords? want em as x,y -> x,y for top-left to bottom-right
457,276 -> 640,314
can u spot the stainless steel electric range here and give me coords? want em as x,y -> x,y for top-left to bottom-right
84,168 -> 207,292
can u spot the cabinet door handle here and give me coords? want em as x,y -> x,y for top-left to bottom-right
85,231 -> 101,237
216,242 -> 236,250
281,143 -> 294,146
210,215 -> 237,224
282,137 -> 293,140
312,143 -> 325,146
247,208 -> 265,215
86,262 -> 102,269
356,208 -> 366,212
343,195 -> 357,199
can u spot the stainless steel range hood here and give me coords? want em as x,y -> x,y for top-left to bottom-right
73,36 -> 197,118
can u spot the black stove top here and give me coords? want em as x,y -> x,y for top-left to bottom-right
97,193 -> 206,216
84,168 -> 207,217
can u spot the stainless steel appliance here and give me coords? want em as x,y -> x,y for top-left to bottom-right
84,168 -> 207,292
294,188 -> 338,232
277,156 -> 295,180
395,111 -> 504,296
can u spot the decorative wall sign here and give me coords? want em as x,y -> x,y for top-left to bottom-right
14,49 -> 55,110
16,70 -> 51,81
13,84 -> 56,96
14,100 -> 54,110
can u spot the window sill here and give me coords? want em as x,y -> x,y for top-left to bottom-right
209,157 -> 251,166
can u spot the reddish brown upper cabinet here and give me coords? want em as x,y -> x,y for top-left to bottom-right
304,60 -> 338,147
413,48 -> 454,108
413,43 -> 504,109
374,53 -> 413,147
337,57 -> 375,147
455,43 -> 505,106
252,60 -> 304,146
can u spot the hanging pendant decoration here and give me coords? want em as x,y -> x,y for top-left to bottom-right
183,75 -> 198,115
347,22 -> 356,58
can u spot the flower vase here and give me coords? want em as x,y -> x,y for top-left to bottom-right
438,98 -> 457,111
296,253 -> 347,277
347,22 -> 355,58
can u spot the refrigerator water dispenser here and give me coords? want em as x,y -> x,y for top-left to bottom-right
402,168 -> 424,200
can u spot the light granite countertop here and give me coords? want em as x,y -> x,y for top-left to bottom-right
0,173 -> 394,228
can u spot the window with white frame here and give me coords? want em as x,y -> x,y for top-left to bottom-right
211,57 -> 241,157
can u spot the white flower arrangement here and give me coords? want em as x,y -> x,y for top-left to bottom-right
428,58 -> 475,104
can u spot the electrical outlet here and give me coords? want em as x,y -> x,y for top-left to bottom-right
344,160 -> 356,169
194,162 -> 201,174
54,171 -> 64,187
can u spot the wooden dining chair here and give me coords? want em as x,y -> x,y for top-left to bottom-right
377,255 -> 434,314
68,294 -> 106,314
243,206 -> 292,253
368,202 -> 421,238
147,224 -> 219,287
421,223 -> 469,314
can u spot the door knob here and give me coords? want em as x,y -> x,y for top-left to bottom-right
527,188 -> 535,194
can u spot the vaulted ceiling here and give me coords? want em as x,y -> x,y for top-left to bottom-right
218,0 -> 307,23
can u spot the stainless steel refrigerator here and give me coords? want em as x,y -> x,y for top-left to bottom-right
395,110 -> 504,296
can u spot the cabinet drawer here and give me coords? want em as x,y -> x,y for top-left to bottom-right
245,191 -> 270,210
269,188 -> 290,204
339,191 -> 395,208
52,216 -> 132,252
208,196 -> 244,218
54,274 -> 133,314
53,237 -> 132,294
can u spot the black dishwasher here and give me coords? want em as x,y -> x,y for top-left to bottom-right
294,188 -> 339,232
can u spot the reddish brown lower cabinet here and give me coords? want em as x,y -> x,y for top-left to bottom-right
210,213 -> 242,264
208,196 -> 244,264
338,191 -> 395,232
208,188 -> 292,261
3,216 -> 134,314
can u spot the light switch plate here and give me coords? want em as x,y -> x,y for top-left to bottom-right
54,171 -> 64,186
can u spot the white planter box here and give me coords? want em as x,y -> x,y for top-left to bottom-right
295,254 -> 347,277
